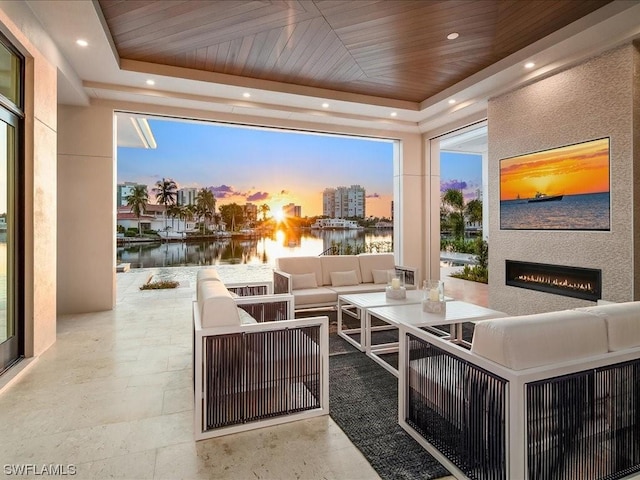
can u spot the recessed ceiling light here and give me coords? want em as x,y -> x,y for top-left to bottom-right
242,92 -> 251,98
146,79 -> 155,86
448,99 -> 456,104
76,39 -> 88,47
390,112 -> 397,117
322,103 -> 329,108
525,62 -> 535,69
447,32 -> 459,40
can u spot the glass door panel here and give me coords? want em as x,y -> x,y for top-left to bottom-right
0,114 -> 18,372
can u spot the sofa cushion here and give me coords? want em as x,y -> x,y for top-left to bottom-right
320,255 -> 361,286
372,268 -> 396,284
292,287 -> 338,307
358,253 -> 395,284
471,310 -> 608,370
330,270 -> 360,287
291,272 -> 318,290
328,283 -> 387,295
198,281 -> 242,328
575,301 -> 640,351
276,256 -> 323,286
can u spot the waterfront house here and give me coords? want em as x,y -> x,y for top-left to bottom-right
1,1 -> 639,478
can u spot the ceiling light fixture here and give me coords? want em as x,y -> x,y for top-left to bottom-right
242,92 -> 251,98
525,62 -> 535,69
322,103 -> 329,108
390,112 -> 397,117
146,79 -> 155,86
448,99 -> 456,104
447,32 -> 459,40
76,39 -> 88,47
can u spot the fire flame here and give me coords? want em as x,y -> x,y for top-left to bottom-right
515,274 -> 593,292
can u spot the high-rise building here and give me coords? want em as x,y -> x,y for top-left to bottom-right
177,187 -> 198,206
117,181 -> 147,206
322,185 -> 365,218
283,203 -> 301,218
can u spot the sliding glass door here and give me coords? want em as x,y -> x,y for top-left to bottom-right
0,36 -> 23,374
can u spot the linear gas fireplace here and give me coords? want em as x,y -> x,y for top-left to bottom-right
505,260 -> 601,301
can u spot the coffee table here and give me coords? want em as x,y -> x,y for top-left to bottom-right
337,290 -> 427,351
365,301 -> 507,376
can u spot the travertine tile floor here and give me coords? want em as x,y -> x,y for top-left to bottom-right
0,266 -> 455,479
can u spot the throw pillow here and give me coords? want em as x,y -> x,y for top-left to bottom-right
372,268 -> 396,284
330,270 -> 359,287
291,273 -> 318,290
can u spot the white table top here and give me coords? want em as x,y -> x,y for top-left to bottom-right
338,289 -> 425,308
367,301 -> 507,327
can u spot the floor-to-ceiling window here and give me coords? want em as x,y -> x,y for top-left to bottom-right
0,35 -> 23,374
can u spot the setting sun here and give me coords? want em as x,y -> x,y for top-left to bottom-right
273,210 -> 285,222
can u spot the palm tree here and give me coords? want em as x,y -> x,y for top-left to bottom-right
153,178 -> 178,231
195,188 -> 216,233
167,204 -> 182,230
259,203 -> 270,221
442,188 -> 465,239
125,185 -> 148,236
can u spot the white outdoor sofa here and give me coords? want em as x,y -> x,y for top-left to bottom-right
193,268 -> 329,440
399,301 -> 640,480
273,253 -> 417,310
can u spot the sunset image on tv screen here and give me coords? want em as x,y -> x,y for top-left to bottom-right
500,137 -> 610,230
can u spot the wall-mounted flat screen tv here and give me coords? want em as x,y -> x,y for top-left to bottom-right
500,137 -> 610,231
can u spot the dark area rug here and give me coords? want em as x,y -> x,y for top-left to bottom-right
329,337 -> 450,480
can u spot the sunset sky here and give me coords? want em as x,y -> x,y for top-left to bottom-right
117,117 -> 482,218
500,138 -> 610,201
117,118 -> 395,218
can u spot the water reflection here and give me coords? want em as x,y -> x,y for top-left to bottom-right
117,229 -> 393,268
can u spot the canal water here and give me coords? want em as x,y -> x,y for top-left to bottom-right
117,229 -> 393,268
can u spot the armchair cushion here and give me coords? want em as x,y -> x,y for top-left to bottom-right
330,270 -> 360,287
198,281 -> 242,328
471,310 -> 608,370
575,301 -> 640,351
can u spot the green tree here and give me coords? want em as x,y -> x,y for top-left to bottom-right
195,188 -> 216,233
219,203 -> 244,231
153,178 -> 177,230
125,185 -> 148,236
466,198 -> 483,225
442,188 -> 466,239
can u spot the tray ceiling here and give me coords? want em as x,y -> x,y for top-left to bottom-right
97,0 -> 612,104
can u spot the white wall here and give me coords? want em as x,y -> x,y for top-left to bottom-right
0,8 -> 58,356
488,43 -> 640,315
57,105 -> 115,313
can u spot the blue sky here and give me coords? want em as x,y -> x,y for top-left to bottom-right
117,118 -> 482,217
440,152 -> 483,201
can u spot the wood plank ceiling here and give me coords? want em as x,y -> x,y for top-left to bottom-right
97,0 -> 612,103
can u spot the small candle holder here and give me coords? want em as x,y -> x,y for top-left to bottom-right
422,280 -> 446,314
386,270 -> 406,300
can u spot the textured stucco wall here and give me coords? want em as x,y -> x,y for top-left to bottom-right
488,44 -> 638,315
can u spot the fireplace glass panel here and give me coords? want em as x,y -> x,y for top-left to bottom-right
505,260 -> 601,301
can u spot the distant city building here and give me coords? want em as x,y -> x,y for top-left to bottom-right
282,203 -> 301,218
322,185 -> 365,218
117,181 -> 147,206
177,187 -> 198,206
